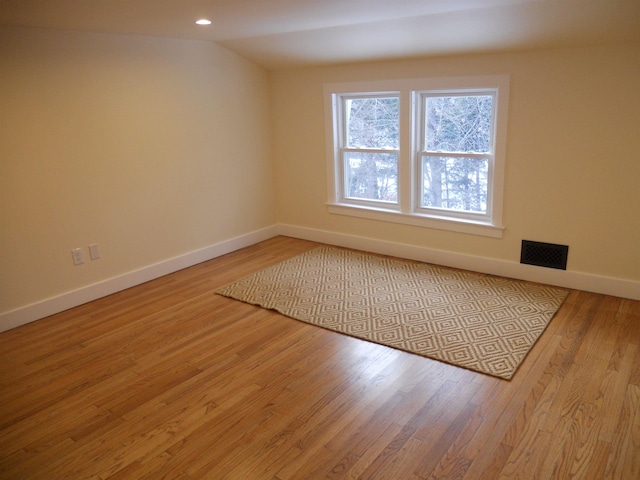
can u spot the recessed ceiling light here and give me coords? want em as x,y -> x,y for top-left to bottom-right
195,19 -> 212,25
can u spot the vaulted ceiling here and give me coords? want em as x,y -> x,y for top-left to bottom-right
1,0 -> 638,69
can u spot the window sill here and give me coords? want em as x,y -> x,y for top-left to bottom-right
327,203 -> 504,238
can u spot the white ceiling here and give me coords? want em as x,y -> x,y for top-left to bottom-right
1,0 -> 639,69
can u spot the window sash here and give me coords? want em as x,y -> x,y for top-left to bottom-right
340,149 -> 400,206
415,154 -> 493,221
419,91 -> 496,154
340,94 -> 400,150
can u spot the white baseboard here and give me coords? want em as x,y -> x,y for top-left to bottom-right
278,224 -> 640,301
3,223 -> 638,333
0,226 -> 279,333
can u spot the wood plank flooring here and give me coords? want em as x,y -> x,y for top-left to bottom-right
1,236 -> 639,479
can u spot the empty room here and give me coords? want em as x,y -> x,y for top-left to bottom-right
1,0 -> 639,478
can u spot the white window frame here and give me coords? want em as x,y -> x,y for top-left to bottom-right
324,76 -> 509,238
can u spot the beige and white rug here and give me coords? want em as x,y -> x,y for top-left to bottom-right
216,246 -> 569,379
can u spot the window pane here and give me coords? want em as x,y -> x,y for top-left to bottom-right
345,152 -> 398,202
421,156 -> 488,213
345,97 -> 399,149
425,95 -> 493,153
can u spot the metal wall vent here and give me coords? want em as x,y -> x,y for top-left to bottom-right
520,240 -> 568,270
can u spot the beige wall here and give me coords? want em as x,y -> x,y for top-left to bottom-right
271,42 -> 640,283
0,27 -> 276,313
2,26 -> 638,320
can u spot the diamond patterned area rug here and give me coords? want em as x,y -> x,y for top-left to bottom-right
216,246 -> 569,379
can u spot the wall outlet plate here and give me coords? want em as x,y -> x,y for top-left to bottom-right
89,244 -> 100,260
71,248 -> 84,265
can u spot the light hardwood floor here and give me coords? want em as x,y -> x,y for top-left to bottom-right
1,236 -> 639,479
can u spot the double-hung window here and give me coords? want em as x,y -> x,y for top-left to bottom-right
340,94 -> 400,206
325,76 -> 509,238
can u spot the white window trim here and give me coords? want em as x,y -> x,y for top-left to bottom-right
324,76 -> 509,238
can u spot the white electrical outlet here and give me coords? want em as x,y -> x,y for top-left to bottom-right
71,248 -> 84,265
89,243 -> 101,260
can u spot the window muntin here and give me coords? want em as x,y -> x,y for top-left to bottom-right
325,76 -> 508,238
